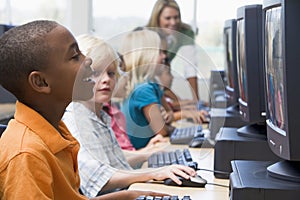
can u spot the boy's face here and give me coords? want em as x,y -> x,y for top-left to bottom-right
43,25 -> 95,103
91,62 -> 117,104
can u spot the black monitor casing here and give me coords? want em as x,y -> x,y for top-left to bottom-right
230,2 -> 300,199
223,19 -> 239,107
0,24 -> 14,36
263,0 -> 300,162
236,4 -> 265,124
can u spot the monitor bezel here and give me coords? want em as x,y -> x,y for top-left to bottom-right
223,19 -> 239,106
236,4 -> 265,124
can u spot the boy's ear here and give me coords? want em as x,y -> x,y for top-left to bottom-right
28,71 -> 51,94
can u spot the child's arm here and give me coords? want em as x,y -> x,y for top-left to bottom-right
187,76 -> 199,101
98,164 -> 196,195
160,96 -> 174,124
122,135 -> 169,168
173,109 -> 208,124
143,103 -> 170,137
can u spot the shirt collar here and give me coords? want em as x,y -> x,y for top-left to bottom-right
14,101 -> 78,154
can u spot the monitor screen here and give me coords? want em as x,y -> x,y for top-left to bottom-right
236,19 -> 247,104
0,24 -> 17,103
224,19 -> 239,108
265,6 -> 285,133
0,24 -> 15,36
263,0 -> 300,182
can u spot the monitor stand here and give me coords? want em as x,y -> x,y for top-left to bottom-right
267,161 -> 300,182
237,122 -> 267,140
209,106 -> 248,139
226,104 -> 240,115
230,160 -> 300,200
214,127 -> 280,179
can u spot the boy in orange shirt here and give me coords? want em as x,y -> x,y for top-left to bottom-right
0,20 -> 164,200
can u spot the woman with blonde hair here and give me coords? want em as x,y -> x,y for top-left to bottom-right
145,0 -> 200,101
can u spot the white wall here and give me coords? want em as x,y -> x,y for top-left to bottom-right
66,0 -> 93,36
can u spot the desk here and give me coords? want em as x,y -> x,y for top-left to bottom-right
129,144 -> 230,199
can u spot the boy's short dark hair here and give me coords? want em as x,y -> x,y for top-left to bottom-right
0,20 -> 59,97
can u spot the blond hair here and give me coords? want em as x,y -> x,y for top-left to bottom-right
118,30 -> 161,98
146,0 -> 190,31
76,34 -> 119,75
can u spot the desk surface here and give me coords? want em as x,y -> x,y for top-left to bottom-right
129,144 -> 230,199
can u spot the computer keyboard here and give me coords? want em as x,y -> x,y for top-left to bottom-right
170,125 -> 204,144
148,149 -> 198,170
136,195 -> 191,200
148,149 -> 207,188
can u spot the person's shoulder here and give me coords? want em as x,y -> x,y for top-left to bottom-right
179,23 -> 195,37
135,81 -> 159,91
0,120 -> 50,162
133,26 -> 145,31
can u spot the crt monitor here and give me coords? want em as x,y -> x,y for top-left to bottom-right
0,24 -> 15,36
236,4 -> 266,139
264,0 -> 300,182
223,19 -> 239,114
0,24 -> 17,103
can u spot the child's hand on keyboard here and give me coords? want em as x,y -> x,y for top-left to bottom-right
199,110 -> 210,123
137,134 -> 169,157
151,164 -> 196,185
179,109 -> 208,124
147,134 -> 168,146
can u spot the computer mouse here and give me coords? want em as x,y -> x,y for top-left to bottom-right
189,136 -> 206,148
164,175 -> 207,187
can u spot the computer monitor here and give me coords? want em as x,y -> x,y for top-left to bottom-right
0,24 -> 17,103
0,24 -> 14,36
223,19 -> 239,114
263,0 -> 300,182
236,4 -> 267,139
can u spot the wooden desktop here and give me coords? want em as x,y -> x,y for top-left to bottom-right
129,140 -> 230,199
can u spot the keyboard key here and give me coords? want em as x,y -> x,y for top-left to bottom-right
169,151 -> 177,164
163,152 -> 171,165
183,149 -> 192,162
158,152 -> 164,167
135,195 -> 191,200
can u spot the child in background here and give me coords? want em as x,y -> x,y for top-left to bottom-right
62,34 -> 196,198
157,35 -> 209,124
0,20 -> 164,200
104,52 -> 168,152
103,101 -> 168,151
156,64 -> 208,124
119,29 -> 175,150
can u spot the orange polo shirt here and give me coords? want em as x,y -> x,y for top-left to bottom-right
0,101 -> 87,200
